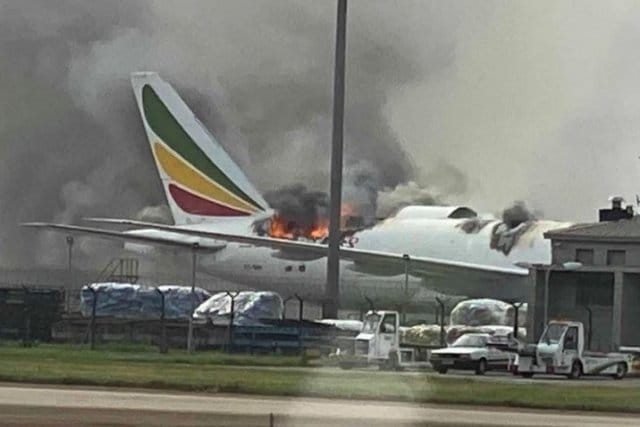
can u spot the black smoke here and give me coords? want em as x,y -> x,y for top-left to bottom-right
502,201 -> 536,229
0,1 -> 464,267
264,185 -> 328,233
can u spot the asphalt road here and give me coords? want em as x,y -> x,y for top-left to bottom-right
0,383 -> 636,427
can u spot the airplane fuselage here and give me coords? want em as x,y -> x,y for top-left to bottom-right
126,209 -> 572,308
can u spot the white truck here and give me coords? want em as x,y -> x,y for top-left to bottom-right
511,320 -> 632,380
337,310 -> 434,370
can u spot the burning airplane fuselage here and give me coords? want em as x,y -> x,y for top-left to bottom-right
197,205 -> 572,305
255,203 -> 364,242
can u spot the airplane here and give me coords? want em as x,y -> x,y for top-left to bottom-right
23,72 -> 574,310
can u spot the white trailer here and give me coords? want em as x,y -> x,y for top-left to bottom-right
514,320 -> 631,379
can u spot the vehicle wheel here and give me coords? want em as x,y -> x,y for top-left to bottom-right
436,367 -> 448,374
520,372 -> 534,379
568,361 -> 582,380
475,358 -> 487,376
612,362 -> 627,380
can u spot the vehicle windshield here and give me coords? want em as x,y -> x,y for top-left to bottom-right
452,334 -> 487,347
362,314 -> 381,334
540,323 -> 567,344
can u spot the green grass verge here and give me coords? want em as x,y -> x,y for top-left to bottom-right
0,341 -> 308,367
0,342 -> 638,413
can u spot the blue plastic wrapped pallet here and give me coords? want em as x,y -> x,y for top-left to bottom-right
80,283 -> 211,320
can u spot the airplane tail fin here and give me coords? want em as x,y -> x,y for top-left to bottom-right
130,72 -> 270,225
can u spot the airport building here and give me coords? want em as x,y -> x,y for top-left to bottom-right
527,199 -> 640,351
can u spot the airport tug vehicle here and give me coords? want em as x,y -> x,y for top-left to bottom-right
511,320 -> 631,380
337,310 -> 433,370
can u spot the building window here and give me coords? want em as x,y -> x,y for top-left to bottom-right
575,249 -> 594,265
607,250 -> 626,266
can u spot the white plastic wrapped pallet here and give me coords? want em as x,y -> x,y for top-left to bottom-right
193,291 -> 284,325
449,298 -> 528,327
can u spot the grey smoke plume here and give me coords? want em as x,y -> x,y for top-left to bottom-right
342,161 -> 380,224
10,2 -> 634,269
501,201 -> 536,229
376,182 -> 442,219
2,0 -> 460,267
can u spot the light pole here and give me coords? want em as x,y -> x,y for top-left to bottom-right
66,235 -> 74,313
186,243 -> 199,353
325,0 -> 348,319
402,254 -> 410,297
401,254 -> 410,323
515,261 -> 582,327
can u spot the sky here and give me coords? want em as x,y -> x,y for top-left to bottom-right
2,0 -> 640,266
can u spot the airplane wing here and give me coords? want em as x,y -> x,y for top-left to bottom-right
22,222 -> 227,252
80,218 -> 528,280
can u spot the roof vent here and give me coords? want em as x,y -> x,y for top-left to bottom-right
599,196 -> 633,222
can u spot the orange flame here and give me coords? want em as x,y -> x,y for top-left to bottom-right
309,218 -> 329,240
265,203 -> 359,241
267,214 -> 295,239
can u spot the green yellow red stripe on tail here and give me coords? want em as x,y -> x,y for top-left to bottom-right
131,72 -> 269,224
152,143 -> 257,214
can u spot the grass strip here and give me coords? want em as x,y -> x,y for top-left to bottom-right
1,342 -> 638,413
0,341 -> 308,367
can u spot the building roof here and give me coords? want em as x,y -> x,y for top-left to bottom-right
544,216 -> 640,242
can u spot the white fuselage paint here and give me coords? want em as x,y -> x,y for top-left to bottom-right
124,211 -> 572,307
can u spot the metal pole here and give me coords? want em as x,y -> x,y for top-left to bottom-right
584,305 -> 593,350
509,302 -> 523,339
543,267 -> 551,327
402,255 -> 410,296
402,254 -> 410,324
66,236 -> 74,313
89,287 -> 97,350
282,296 -> 293,320
187,245 -> 198,353
225,291 -> 238,353
296,294 -> 304,355
157,288 -> 167,354
435,297 -> 446,347
325,0 -> 348,319
22,286 -> 31,347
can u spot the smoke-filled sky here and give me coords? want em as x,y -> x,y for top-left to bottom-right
2,0 -> 640,266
